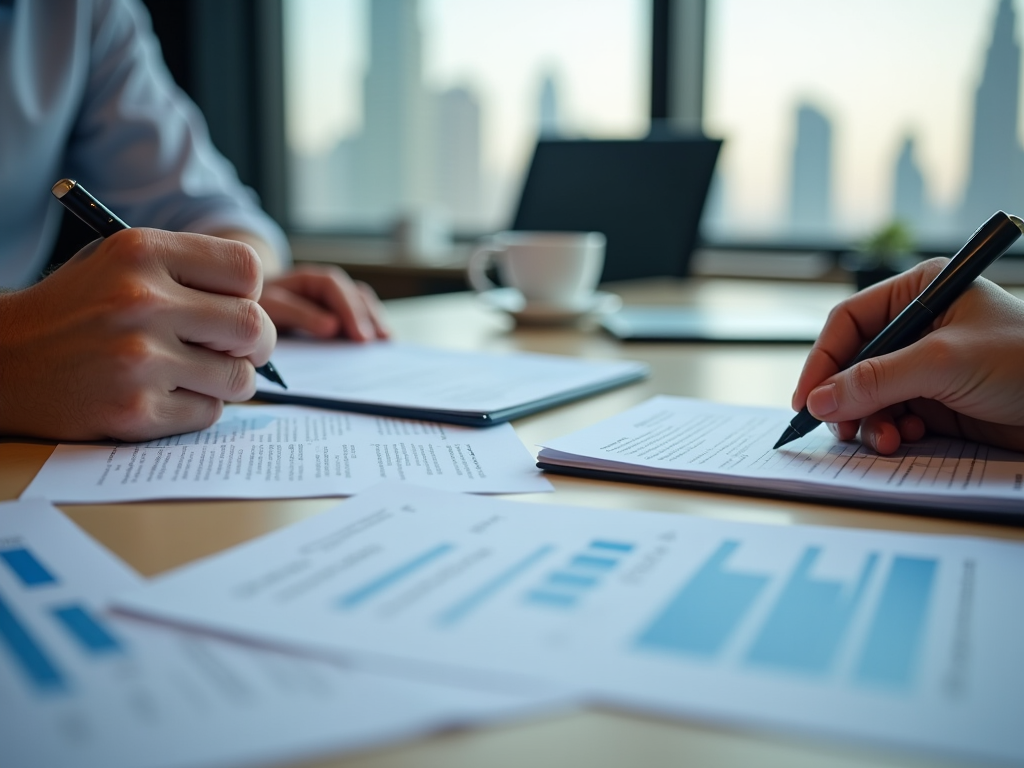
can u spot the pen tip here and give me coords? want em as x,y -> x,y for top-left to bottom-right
773,426 -> 801,450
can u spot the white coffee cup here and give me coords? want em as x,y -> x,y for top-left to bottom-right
467,231 -> 606,309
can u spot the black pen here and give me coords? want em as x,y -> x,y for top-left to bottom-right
774,210 -> 1024,450
51,178 -> 287,389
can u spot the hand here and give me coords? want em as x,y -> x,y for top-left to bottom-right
792,257 -> 1024,454
0,229 -> 275,442
258,264 -> 390,341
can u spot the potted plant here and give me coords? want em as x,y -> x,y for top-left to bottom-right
843,220 -> 919,291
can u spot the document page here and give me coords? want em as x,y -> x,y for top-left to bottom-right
538,396 -> 1024,514
256,340 -> 648,419
0,499 -> 567,768
117,484 -> 1024,764
22,404 -> 551,503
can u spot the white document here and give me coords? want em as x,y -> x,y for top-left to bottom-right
22,404 -> 551,503
256,340 -> 649,424
538,395 -> 1024,515
118,483 -> 1024,764
0,498 -> 567,768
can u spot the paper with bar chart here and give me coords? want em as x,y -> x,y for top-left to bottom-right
537,396 -> 1024,515
116,483 -> 1024,763
22,404 -> 551,503
0,498 -> 567,768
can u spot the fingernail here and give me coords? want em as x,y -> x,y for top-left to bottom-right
807,384 -> 838,417
827,422 -> 839,438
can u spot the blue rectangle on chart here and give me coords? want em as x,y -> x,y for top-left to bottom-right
589,540 -> 635,553
855,557 -> 937,688
338,544 -> 454,609
525,591 -> 578,609
52,605 -> 124,655
636,541 -> 769,658
570,554 -> 618,571
747,547 -> 878,676
1,548 -> 57,587
547,572 -> 600,589
437,546 -> 553,626
0,589 -> 65,692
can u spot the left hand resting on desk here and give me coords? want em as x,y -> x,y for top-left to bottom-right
260,266 -> 390,342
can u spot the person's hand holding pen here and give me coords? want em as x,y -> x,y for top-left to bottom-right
0,228 -> 277,442
791,258 -> 1024,455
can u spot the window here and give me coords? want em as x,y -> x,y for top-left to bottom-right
702,0 -> 1024,251
284,0 -> 651,235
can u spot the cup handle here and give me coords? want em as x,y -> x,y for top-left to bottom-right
467,245 -> 503,292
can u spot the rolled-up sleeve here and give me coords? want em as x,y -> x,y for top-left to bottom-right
64,0 -> 290,263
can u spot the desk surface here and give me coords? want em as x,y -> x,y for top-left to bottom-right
3,278 -> 1021,768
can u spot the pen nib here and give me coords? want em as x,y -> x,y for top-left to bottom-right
773,425 -> 802,450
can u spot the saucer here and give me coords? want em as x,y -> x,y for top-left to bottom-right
480,288 -> 622,325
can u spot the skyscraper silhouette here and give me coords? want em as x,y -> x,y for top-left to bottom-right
893,135 -> 927,231
434,87 -> 483,226
351,0 -> 432,225
960,0 -> 1024,229
789,103 -> 833,236
538,73 -> 562,137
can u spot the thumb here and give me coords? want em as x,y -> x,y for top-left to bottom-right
805,344 -> 936,423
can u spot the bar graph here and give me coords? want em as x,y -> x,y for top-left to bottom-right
854,556 -> 937,688
1,547 -> 57,587
338,544 -> 454,609
747,548 -> 878,675
569,554 -> 619,571
523,539 -> 635,611
636,541 -> 770,657
437,546 -> 554,626
0,590 -> 65,692
52,605 -> 124,656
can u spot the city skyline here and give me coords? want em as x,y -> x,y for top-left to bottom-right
287,0 -> 1024,245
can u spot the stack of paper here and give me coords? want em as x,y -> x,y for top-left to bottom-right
0,499 -> 567,768
537,396 -> 1024,516
113,484 -> 1024,764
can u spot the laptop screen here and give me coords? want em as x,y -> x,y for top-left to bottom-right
511,137 -> 722,282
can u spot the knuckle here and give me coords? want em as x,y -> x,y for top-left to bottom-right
110,278 -> 162,317
916,257 -> 948,282
107,391 -> 157,442
229,242 -> 262,293
224,357 -> 257,401
846,358 -> 887,403
234,299 -> 265,346
109,333 -> 159,375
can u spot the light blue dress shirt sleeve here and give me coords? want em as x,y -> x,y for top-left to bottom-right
0,0 -> 290,288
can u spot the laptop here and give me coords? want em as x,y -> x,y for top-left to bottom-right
511,136 -> 722,282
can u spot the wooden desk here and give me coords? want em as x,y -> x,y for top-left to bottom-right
3,278 -> 1021,768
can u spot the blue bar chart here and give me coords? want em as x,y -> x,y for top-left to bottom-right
854,557 -> 937,688
636,541 -> 770,657
1,547 -> 57,587
747,548 -> 878,675
0,590 -> 66,692
635,540 -> 938,690
437,545 -> 554,626
52,605 -> 124,656
524,540 -> 634,611
338,544 -> 454,609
